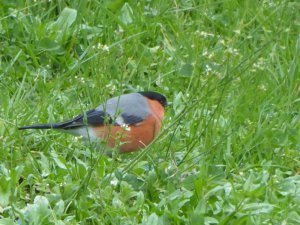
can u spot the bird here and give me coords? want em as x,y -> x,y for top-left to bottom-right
19,91 -> 167,153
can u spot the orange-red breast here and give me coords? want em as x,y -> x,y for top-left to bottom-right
19,91 -> 167,153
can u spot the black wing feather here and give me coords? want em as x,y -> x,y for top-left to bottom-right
121,114 -> 144,125
58,109 -> 113,129
18,109 -> 114,130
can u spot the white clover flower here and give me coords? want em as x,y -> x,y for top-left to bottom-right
205,64 -> 212,75
252,58 -> 266,71
200,31 -> 214,38
96,43 -> 110,52
226,47 -> 239,56
105,83 -> 117,92
234,29 -> 241,35
208,52 -> 215,59
202,49 -> 214,58
115,26 -> 124,34
121,124 -> 131,131
102,44 -> 110,52
110,178 -> 118,186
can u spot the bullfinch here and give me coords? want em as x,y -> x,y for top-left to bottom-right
19,91 -> 167,153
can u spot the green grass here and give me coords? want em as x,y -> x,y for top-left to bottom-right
0,0 -> 300,224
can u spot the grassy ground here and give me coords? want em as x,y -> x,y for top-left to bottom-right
0,0 -> 300,224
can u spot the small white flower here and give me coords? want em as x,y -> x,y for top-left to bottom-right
208,52 -> 215,59
202,50 -> 208,56
252,57 -> 266,70
234,29 -> 241,35
200,31 -> 214,38
226,47 -> 239,56
74,136 -> 82,142
102,44 -> 110,52
96,43 -> 110,52
259,85 -> 267,91
105,83 -> 117,92
121,124 -> 131,131
115,26 -> 124,34
205,64 -> 212,75
110,178 -> 118,186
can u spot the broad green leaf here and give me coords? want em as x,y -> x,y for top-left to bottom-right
38,38 -> 65,55
119,3 -> 134,25
0,176 -> 10,207
144,213 -> 159,225
194,198 -> 206,215
179,64 -> 194,77
0,218 -> 15,225
135,191 -> 144,208
288,211 -> 300,223
54,7 -> 77,31
106,0 -> 125,12
54,200 -> 65,216
51,151 -> 67,170
241,203 -> 274,215
205,217 -> 219,224
27,196 -> 51,225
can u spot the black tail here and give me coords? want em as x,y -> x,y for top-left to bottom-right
18,109 -> 109,131
18,124 -> 58,130
18,118 -> 84,130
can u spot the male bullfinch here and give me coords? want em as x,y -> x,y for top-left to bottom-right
19,91 -> 167,153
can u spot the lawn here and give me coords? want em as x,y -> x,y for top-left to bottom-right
0,0 -> 300,224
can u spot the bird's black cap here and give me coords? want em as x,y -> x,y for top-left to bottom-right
139,91 -> 167,108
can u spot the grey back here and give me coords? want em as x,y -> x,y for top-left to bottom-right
96,93 -> 151,125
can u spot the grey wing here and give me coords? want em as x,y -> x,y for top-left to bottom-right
95,93 -> 151,125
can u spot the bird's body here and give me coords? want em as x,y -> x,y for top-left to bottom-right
19,91 -> 167,153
